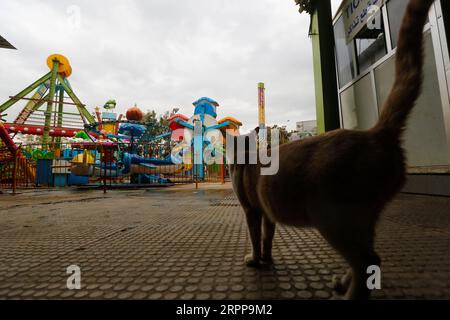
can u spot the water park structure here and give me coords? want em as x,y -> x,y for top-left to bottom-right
168,97 -> 242,180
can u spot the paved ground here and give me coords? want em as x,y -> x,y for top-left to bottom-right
0,183 -> 449,300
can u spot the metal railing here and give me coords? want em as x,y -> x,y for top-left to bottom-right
0,145 -> 36,192
0,141 -> 226,193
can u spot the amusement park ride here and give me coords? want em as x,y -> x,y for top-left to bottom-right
0,54 -> 242,188
0,54 -> 95,144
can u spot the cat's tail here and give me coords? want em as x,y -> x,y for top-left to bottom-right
373,0 -> 434,140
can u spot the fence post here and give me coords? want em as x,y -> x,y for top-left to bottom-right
102,146 -> 107,194
25,158 -> 28,188
221,163 -> 225,184
194,151 -> 199,189
12,149 -> 17,194
103,165 -> 107,193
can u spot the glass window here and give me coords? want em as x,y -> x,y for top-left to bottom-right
334,15 -> 356,88
374,32 -> 450,166
355,9 -> 387,74
340,74 -> 379,130
443,0 -> 450,51
387,0 -> 429,48
387,0 -> 409,48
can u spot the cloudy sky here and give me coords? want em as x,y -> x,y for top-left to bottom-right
0,0 -> 341,133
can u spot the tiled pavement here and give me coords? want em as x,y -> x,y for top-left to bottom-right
0,183 -> 449,300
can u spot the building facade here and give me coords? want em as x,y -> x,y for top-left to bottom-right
296,120 -> 317,134
332,0 -> 450,195
291,120 -> 318,141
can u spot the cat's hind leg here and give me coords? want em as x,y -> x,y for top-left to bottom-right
342,246 -> 380,300
318,218 -> 380,300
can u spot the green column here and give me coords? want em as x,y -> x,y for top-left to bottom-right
309,1 -> 340,133
42,60 -> 59,147
55,85 -> 64,146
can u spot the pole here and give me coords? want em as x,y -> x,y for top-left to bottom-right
55,85 -> 64,146
309,1 -> 340,133
258,82 -> 267,147
193,120 -> 203,180
220,158 -> 225,184
103,160 -> 107,194
258,82 -> 266,129
12,149 -> 17,194
102,147 -> 107,194
42,59 -> 59,147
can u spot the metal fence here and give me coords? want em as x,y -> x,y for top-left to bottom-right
0,140 -> 227,193
0,144 -> 36,192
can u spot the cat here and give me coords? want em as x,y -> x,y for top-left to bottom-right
228,0 -> 435,300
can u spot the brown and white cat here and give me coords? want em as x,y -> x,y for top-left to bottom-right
228,0 -> 435,300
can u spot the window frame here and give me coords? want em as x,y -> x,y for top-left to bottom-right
353,7 -> 389,76
333,15 -> 357,88
332,2 -> 420,94
332,0 -> 422,128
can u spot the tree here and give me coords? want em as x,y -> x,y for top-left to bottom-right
294,0 -> 317,14
141,108 -> 179,157
260,125 -> 292,150
142,108 -> 176,138
267,125 -> 291,146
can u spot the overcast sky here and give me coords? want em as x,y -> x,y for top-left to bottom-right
0,0 -> 341,133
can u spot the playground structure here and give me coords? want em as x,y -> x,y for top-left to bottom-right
168,97 -> 242,180
0,54 -> 242,191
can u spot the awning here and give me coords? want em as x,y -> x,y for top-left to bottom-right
0,35 -> 16,50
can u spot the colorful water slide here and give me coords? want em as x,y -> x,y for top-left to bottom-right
0,122 -> 36,181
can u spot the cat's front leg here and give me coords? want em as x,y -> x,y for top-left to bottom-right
261,215 -> 275,264
332,269 -> 352,294
244,209 -> 262,268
